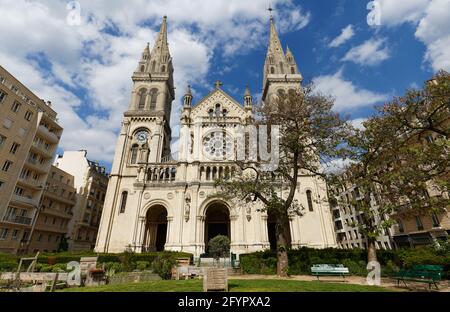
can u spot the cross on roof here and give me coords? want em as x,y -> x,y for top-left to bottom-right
214,80 -> 223,89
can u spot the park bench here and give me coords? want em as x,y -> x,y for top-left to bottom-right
310,264 -> 350,281
203,268 -> 228,292
0,272 -> 68,292
394,265 -> 443,290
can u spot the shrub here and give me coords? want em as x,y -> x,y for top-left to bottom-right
151,254 -> 176,279
208,235 -> 230,262
0,261 -> 18,272
136,261 -> 150,271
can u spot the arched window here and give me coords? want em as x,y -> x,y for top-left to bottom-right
208,109 -> 214,118
120,191 -> 128,213
140,65 -> 145,72
151,61 -> 156,72
270,67 -> 275,74
222,109 -> 228,117
138,89 -> 147,110
291,67 -> 295,74
279,61 -> 284,74
277,89 -> 285,97
306,190 -> 314,211
161,65 -> 166,73
150,88 -> 158,111
215,103 -> 221,117
130,144 -> 139,164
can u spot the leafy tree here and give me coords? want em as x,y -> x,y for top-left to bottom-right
333,71 -> 450,262
216,86 -> 350,276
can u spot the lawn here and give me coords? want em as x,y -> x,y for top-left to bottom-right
61,279 -> 393,292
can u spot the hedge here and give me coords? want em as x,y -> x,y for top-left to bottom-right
0,251 -> 193,273
239,246 -> 449,278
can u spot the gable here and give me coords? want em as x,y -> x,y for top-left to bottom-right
190,89 -> 246,120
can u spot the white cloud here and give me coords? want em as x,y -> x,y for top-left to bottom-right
0,0 -> 310,164
329,25 -> 355,48
377,0 -> 431,26
322,158 -> 355,174
313,70 -> 388,111
350,118 -> 367,130
376,0 -> 450,72
342,38 -> 390,66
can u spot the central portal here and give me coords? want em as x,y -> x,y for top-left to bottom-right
143,205 -> 168,252
204,202 -> 230,251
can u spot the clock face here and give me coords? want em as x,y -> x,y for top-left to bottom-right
136,131 -> 148,143
202,130 -> 234,161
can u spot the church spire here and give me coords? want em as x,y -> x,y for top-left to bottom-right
151,16 -> 170,57
267,15 -> 285,58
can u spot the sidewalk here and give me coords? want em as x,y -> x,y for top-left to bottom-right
229,274 -> 450,292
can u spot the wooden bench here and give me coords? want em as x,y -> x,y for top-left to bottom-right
203,268 -> 228,292
394,265 -> 443,290
311,264 -> 350,281
1,272 -> 68,292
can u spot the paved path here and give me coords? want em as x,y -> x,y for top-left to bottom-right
229,274 -> 450,292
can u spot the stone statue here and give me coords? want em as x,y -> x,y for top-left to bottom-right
184,192 -> 191,222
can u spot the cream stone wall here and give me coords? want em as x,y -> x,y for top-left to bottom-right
95,16 -> 337,258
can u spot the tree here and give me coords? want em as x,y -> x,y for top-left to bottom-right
215,86 -> 350,276
333,71 -> 450,262
208,235 -> 231,267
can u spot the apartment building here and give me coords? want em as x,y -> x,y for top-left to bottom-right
329,183 -> 394,250
27,165 -> 77,253
0,66 -> 63,254
54,150 -> 108,251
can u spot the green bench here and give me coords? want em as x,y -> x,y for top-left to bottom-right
394,265 -> 443,290
311,264 -> 350,281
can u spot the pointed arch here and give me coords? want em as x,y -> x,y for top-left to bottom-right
150,88 -> 158,111
137,88 -> 147,110
130,144 -> 139,164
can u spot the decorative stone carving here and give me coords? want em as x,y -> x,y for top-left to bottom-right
246,206 -> 252,222
167,192 -> 174,200
184,192 -> 191,222
143,192 -> 151,200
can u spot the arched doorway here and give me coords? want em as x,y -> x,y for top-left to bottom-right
143,205 -> 167,252
204,202 -> 230,252
267,210 -> 292,250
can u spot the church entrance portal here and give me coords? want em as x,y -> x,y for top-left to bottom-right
143,205 -> 168,252
204,202 -> 230,252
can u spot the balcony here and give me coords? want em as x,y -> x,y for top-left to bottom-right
3,215 -> 33,225
37,125 -> 60,144
31,141 -> 55,159
11,194 -> 39,207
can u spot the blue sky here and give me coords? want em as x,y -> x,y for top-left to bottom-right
0,0 -> 449,171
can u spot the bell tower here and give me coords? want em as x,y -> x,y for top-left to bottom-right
261,15 -> 302,105
124,16 -> 175,163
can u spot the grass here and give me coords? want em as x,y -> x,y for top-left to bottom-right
61,279 -> 393,292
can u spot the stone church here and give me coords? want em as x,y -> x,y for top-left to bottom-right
95,16 -> 337,257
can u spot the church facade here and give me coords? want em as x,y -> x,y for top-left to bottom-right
95,16 -> 337,257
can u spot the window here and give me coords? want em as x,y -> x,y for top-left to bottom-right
12,230 -> 19,241
11,101 -> 21,113
415,216 -> 424,231
270,67 -> 275,74
24,110 -> 33,121
431,213 -> 441,227
161,65 -> 166,73
9,142 -> 19,154
137,89 -> 147,110
151,61 -> 156,72
306,190 -> 314,211
0,228 -> 9,240
150,88 -> 158,111
0,180 -> 4,189
0,90 -> 6,103
291,67 -> 295,74
140,65 -> 145,72
130,144 -> 138,164
119,191 -> 128,213
0,135 -> 6,148
14,187 -> 24,196
2,160 -> 13,172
